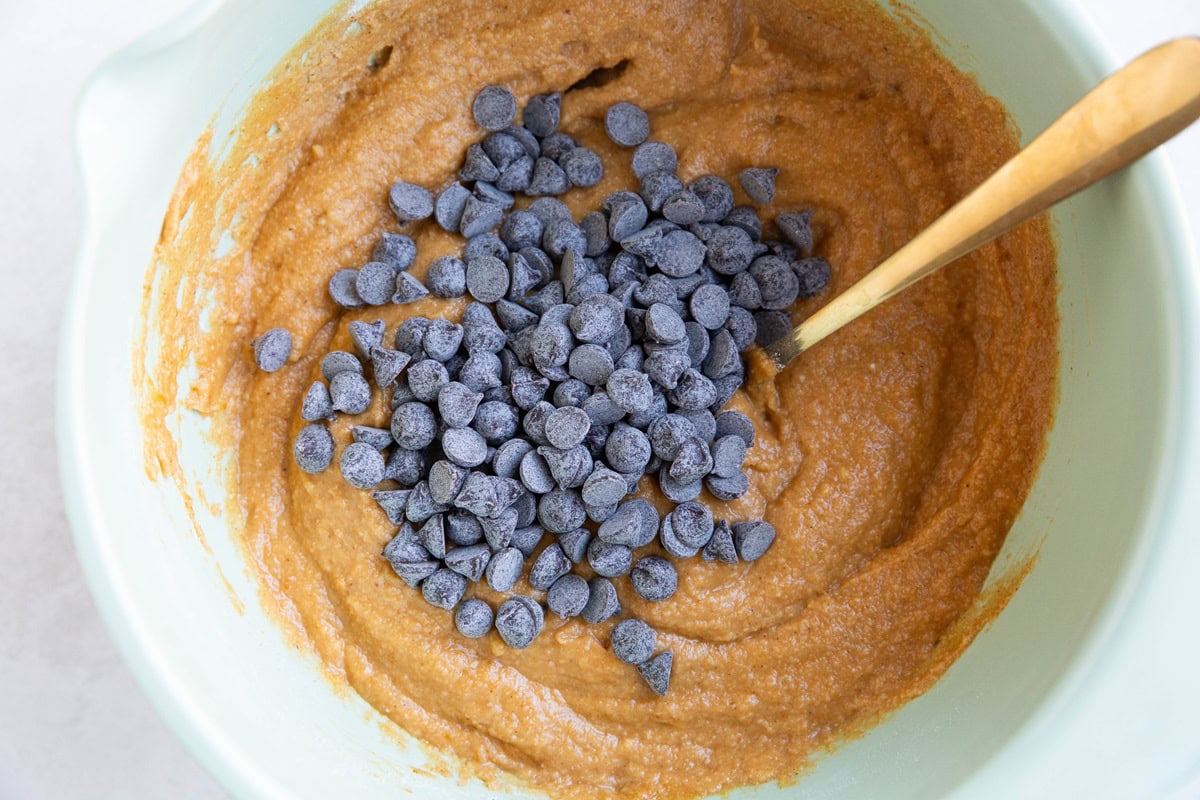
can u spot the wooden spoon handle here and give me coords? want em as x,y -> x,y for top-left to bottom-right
768,36 -> 1200,366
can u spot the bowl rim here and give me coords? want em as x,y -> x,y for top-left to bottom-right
58,0 -> 1200,797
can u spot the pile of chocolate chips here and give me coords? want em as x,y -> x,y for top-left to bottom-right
256,86 -> 832,696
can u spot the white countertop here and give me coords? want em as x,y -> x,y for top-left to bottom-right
0,1 -> 1195,797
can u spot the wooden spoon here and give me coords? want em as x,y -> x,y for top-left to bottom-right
765,36 -> 1200,368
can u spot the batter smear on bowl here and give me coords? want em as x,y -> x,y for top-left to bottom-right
138,0 -> 1058,797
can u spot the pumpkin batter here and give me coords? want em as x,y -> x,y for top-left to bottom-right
138,0 -> 1058,796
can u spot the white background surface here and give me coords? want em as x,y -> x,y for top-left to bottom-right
0,1 -> 1196,797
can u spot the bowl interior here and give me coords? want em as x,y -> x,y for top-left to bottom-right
63,0 -> 1190,797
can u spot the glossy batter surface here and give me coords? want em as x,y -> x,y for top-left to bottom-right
139,0 -> 1058,796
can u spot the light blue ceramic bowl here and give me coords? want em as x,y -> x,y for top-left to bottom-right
59,0 -> 1200,797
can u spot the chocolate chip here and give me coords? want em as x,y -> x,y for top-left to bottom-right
427,460 -> 466,505
631,556 -> 677,602
639,172 -> 683,214
489,439 -> 531,481
529,542 -> 571,590
587,538 -> 632,578
446,511 -> 484,546
407,359 -> 449,402
643,303 -> 686,345
434,183 -> 471,232
702,519 -> 738,563
733,520 -> 776,561
382,521 -> 428,564
714,410 -> 754,447
669,437 -> 713,484
545,406 -> 592,449
330,371 -> 371,415
611,619 -> 655,664
562,147 -> 604,187
606,191 -> 649,241
597,498 -> 658,547
687,284 -> 730,330
472,400 -> 519,444
658,465 -> 701,503
793,256 -> 832,299
710,435 -> 747,479
661,189 -> 706,226
293,424 -> 334,474
454,598 -> 494,638
582,577 -> 621,623
542,218 -> 587,261
356,262 -> 396,305
722,307 -> 756,352
581,466 -> 628,508
705,471 -> 749,501
558,528 -> 592,563
459,351 -> 503,393
689,175 -> 734,222
442,543 -> 490,582
519,449 -> 555,494
523,92 -> 561,137
464,233 -> 509,265
486,546 -> 524,592
392,271 -> 430,304
385,447 -> 426,485
670,501 -> 715,549
388,181 -> 434,222
371,351 -> 410,391
459,255 -> 507,304
647,414 -> 695,460
329,269 -> 364,308
684,322 -> 710,368
390,401 -> 436,449
301,382 -> 335,422
351,426 -> 391,451
566,343 -> 614,387
638,651 -> 673,695
546,574 -> 589,618
643,348 -> 689,391
415,513 -> 447,559
434,381 -> 481,429
422,568 -> 467,610
655,229 -> 706,278
538,488 -> 586,533
580,211 -> 611,257
539,444 -> 592,489
389,558 -> 439,588
604,423 -> 651,473
605,101 -> 650,147
606,368 -> 654,414
473,85 -> 517,131
482,131 -> 525,171
776,210 -> 813,252
579,391 -> 623,427
495,595 -> 544,648
631,141 -> 677,179
480,506 -> 519,550
679,408 -> 716,441
528,157 -> 570,196
460,143 -> 500,183
738,167 -> 778,205
457,196 -> 502,239
510,524 -> 544,557
252,328 -> 291,372
750,256 -> 800,311
405,481 -> 448,524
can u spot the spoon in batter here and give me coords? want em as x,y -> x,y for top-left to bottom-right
765,36 -> 1200,369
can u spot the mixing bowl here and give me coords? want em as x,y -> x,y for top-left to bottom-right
60,0 -> 1200,796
